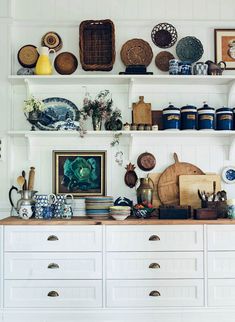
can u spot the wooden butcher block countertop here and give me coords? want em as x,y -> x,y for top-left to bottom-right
1,217 -> 235,225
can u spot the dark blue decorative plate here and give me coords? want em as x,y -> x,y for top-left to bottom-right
35,97 -> 80,131
222,166 -> 235,184
176,36 -> 204,63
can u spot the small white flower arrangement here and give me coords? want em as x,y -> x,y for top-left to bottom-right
23,96 -> 45,114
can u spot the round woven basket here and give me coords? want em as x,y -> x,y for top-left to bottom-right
120,38 -> 153,66
151,23 -> 177,48
155,51 -> 175,71
17,45 -> 39,68
41,31 -> 63,52
54,52 -> 78,75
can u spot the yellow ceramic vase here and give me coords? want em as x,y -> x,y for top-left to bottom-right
35,47 -> 56,75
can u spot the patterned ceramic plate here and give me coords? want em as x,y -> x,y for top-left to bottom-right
34,97 -> 80,131
222,166 -> 235,184
176,36 -> 204,63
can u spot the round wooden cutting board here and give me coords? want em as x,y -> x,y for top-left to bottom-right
157,153 -> 204,205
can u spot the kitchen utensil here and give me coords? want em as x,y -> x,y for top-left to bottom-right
17,176 -> 25,189
137,152 -> 156,171
179,174 -> 221,209
205,60 -> 226,75
41,31 -> 63,52
17,44 -> 39,68
133,96 -> 152,125
28,167 -> 35,191
22,170 -> 27,190
35,46 -> 56,75
79,19 -> 115,71
9,186 -> 37,219
54,52 -> 78,75
120,39 -> 153,67
158,153 -> 204,205
155,51 -> 175,71
151,23 -> 178,48
176,36 -> 204,63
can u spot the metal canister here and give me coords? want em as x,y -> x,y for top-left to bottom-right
162,103 -> 180,130
180,105 -> 197,130
198,102 -> 215,130
216,107 -> 233,130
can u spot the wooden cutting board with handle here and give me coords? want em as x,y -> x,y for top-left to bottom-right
147,172 -> 162,207
157,153 -> 204,205
179,174 -> 221,209
133,96 -> 152,125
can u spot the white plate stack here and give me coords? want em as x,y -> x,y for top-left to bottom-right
73,198 -> 86,217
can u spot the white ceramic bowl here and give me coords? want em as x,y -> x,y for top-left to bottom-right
110,213 -> 130,220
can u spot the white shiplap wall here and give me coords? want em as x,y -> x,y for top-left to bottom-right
1,0 -> 235,217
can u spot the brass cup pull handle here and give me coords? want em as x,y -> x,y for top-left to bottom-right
47,291 -> 59,297
149,263 -> 160,269
149,290 -> 161,297
149,235 -> 160,241
47,235 -> 59,241
48,263 -> 60,269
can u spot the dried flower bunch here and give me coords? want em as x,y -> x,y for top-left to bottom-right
82,90 -> 113,120
23,96 -> 45,113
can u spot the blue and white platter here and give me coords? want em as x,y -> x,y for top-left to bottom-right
222,166 -> 235,184
34,97 -> 80,131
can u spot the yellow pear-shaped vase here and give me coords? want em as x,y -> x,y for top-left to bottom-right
35,47 -> 56,75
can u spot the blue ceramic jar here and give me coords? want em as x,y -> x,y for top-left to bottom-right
162,103 -> 180,130
216,107 -> 233,130
198,103 -> 215,130
178,61 -> 192,75
180,105 -> 197,130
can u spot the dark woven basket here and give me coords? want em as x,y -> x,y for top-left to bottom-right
79,19 -> 115,71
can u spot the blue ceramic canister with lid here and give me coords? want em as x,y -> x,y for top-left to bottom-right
162,103 -> 180,130
180,105 -> 197,130
198,102 -> 215,130
216,107 -> 233,130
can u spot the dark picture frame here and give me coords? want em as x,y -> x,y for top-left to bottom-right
215,29 -> 235,70
53,150 -> 106,197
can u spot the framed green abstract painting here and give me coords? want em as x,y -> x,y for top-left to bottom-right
53,151 -> 106,197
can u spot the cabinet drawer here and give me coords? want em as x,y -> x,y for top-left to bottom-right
4,252 -> 102,279
107,280 -> 204,307
106,226 -> 203,251
107,252 -> 203,279
208,279 -> 235,306
4,280 -> 102,308
208,252 -> 235,278
4,226 -> 102,252
208,226 -> 235,251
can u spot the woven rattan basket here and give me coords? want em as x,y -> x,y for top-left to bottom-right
79,19 -> 115,71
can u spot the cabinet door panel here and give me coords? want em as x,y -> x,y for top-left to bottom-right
208,226 -> 235,251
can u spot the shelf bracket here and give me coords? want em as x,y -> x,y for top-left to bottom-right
227,80 -> 235,106
128,78 -> 134,108
128,133 -> 134,161
24,134 -> 32,161
24,78 -> 31,98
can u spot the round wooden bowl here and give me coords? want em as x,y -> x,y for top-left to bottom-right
17,45 -> 39,68
54,52 -> 78,75
137,152 -> 156,171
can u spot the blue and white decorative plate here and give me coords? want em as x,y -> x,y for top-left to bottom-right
222,166 -> 235,184
35,97 -> 80,131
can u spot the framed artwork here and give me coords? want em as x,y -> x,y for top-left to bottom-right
215,29 -> 235,69
53,151 -> 106,197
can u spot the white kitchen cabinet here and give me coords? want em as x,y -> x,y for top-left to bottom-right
106,225 -> 203,251
207,225 -> 235,251
208,279 -> 235,306
4,225 -> 102,252
107,251 -> 204,279
107,279 -> 204,307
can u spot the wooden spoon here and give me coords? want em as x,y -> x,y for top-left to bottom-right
17,176 -> 25,189
22,170 -> 27,190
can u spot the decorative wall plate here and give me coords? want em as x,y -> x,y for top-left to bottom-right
176,36 -> 204,63
151,23 -> 178,48
41,31 -> 63,52
155,51 -> 175,71
17,45 -> 39,68
54,52 -> 78,75
34,97 -> 80,131
222,166 -> 235,184
137,152 -> 156,171
120,39 -> 153,66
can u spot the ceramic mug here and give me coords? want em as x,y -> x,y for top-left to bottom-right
62,194 -> 74,219
19,205 -> 34,220
169,59 -> 179,75
42,205 -> 54,220
227,199 -> 235,219
194,62 -> 208,75
35,194 -> 56,219
179,61 -> 192,75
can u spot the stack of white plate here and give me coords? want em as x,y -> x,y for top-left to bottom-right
109,206 -> 131,220
85,196 -> 113,219
73,198 -> 86,217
